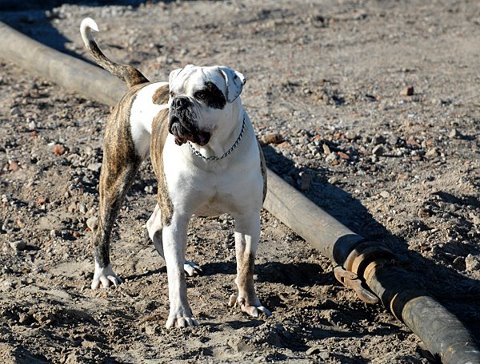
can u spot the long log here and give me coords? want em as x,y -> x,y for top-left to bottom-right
1,21 -> 479,364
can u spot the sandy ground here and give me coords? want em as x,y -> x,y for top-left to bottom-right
0,1 -> 479,363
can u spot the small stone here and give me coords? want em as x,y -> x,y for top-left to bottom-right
322,144 -> 331,155
36,196 -> 48,206
344,130 -> 357,140
10,107 -> 21,116
380,191 -> 390,198
144,185 -> 154,194
325,152 -> 338,164
86,217 -> 98,232
372,145 -> 386,156
337,151 -> 350,160
9,240 -> 27,251
8,161 -> 19,172
87,163 -> 102,172
52,144 -> 66,156
448,128 -> 460,138
78,203 -> 87,214
425,148 -> 439,158
306,346 -> 321,355
261,133 -> 284,145
67,202 -> 77,213
465,254 -> 480,272
400,86 -> 414,96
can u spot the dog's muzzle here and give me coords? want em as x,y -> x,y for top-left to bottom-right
169,96 -> 211,146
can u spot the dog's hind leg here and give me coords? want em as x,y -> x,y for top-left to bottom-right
146,204 -> 202,277
91,97 -> 143,289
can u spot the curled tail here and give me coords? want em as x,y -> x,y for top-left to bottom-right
80,17 -> 149,88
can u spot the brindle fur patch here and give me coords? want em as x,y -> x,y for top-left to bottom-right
94,83 -> 150,267
150,85 -> 174,226
258,142 -> 267,202
152,84 -> 170,105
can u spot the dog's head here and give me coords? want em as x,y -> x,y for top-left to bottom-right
168,65 -> 246,146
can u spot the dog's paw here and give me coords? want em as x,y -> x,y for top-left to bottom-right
91,264 -> 122,289
228,294 -> 272,318
184,260 -> 203,277
166,314 -> 199,329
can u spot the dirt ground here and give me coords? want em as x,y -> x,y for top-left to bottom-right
0,1 -> 479,363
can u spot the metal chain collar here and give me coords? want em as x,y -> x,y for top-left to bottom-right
188,116 -> 246,161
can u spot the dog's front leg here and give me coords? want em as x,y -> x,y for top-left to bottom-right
230,212 -> 271,318
162,213 -> 198,328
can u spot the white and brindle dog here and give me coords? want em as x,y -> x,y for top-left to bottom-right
80,18 -> 270,328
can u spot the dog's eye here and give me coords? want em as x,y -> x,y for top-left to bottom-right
194,90 -> 208,100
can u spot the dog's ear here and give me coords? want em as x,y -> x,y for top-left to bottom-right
218,67 -> 246,103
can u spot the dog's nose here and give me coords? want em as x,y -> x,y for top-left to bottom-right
172,96 -> 190,110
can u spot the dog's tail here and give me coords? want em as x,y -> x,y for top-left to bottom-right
80,17 -> 149,88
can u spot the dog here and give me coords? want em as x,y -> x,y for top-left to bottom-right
80,18 -> 270,328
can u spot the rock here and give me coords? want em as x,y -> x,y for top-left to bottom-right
380,191 -> 390,198
337,151 -> 350,160
425,148 -> 439,158
372,144 -> 386,156
306,346 -> 321,355
87,163 -> 102,172
10,106 -> 21,116
78,203 -> 87,214
9,240 -> 27,252
344,130 -> 357,140
448,128 -> 460,138
67,202 -> 77,213
261,133 -> 284,145
52,144 -> 66,156
322,143 -> 331,155
465,254 -> 480,272
8,161 -> 19,172
325,152 -> 338,164
400,86 -> 414,96
86,217 -> 98,232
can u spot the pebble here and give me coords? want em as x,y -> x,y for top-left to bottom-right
87,163 -> 102,172
86,217 -> 98,232
325,152 -> 337,164
8,161 -> 19,172
380,191 -> 390,198
372,145 -> 386,156
261,133 -> 284,145
400,86 -> 414,96
425,148 -> 439,158
9,240 -> 27,252
78,203 -> 87,214
322,144 -> 331,155
52,144 -> 66,156
465,254 -> 480,272
448,128 -> 460,138
10,107 -> 21,116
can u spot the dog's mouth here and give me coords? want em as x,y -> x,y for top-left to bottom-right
169,115 -> 211,146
